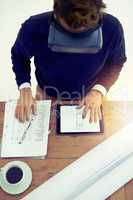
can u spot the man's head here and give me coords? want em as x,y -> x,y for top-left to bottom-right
54,0 -> 106,33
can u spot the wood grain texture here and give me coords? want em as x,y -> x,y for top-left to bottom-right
0,101 -> 133,200
108,188 -> 126,200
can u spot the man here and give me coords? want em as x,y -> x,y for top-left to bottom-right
11,0 -> 127,123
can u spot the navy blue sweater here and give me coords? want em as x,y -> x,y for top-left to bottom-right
11,11 -> 127,97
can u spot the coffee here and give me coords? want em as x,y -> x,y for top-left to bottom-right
6,166 -> 23,184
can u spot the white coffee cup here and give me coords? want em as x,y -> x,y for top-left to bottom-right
0,163 -> 24,186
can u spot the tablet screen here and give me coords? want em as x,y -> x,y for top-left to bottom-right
57,105 -> 104,134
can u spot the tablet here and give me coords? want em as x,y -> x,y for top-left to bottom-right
56,104 -> 104,134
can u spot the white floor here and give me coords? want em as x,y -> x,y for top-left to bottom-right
0,0 -> 133,101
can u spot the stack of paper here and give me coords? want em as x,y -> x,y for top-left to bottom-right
0,100 -> 51,158
21,122 -> 133,200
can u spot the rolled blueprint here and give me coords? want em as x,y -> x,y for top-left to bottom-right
21,122 -> 133,200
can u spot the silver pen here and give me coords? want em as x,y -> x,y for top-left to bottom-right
19,118 -> 34,144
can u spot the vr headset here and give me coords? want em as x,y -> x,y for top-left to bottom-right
48,14 -> 103,54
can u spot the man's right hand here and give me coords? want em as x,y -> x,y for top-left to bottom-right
15,88 -> 37,123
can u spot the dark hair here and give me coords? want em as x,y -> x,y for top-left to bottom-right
54,0 -> 106,29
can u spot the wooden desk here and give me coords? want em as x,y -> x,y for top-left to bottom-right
0,101 -> 133,200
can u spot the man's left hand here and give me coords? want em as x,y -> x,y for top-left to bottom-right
78,90 -> 103,123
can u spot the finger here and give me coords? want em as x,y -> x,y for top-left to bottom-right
89,106 -> 95,123
94,107 -> 99,123
25,105 -> 31,121
19,105 -> 25,122
82,106 -> 89,119
16,103 -> 24,123
98,107 -> 102,120
32,101 -> 37,115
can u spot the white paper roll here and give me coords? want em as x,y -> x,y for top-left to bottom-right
21,122 -> 133,200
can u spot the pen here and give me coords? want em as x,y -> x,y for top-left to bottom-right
18,118 -> 34,144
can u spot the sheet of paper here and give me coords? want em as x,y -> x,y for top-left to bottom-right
1,100 -> 51,158
21,122 -> 133,200
60,105 -> 100,133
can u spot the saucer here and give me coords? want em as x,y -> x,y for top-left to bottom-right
0,161 -> 32,195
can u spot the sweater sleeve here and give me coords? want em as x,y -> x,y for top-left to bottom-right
11,17 -> 34,88
96,18 -> 127,92
96,63 -> 124,92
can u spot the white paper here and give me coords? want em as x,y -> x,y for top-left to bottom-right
1,100 -> 51,158
74,155 -> 133,200
21,122 -> 133,200
61,106 -> 100,133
